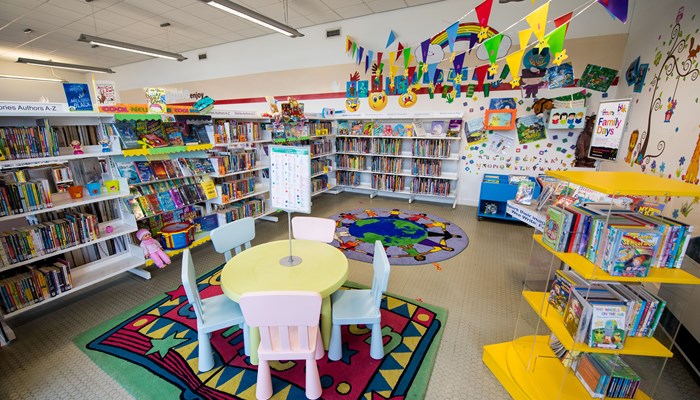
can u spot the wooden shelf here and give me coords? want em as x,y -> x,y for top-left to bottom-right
545,171 -> 700,197
122,144 -> 213,157
533,235 -> 700,284
482,336 -> 651,400
523,291 -> 674,357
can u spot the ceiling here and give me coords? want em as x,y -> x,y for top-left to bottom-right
0,0 -> 443,70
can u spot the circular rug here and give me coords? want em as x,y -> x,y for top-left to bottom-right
330,208 -> 469,265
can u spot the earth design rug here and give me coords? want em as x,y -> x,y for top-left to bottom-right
331,208 -> 469,265
75,265 -> 446,400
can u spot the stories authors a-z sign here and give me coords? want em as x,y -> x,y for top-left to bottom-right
588,99 -> 631,162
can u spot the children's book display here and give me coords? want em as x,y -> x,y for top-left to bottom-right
483,170 -> 700,400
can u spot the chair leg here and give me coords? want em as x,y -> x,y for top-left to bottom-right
328,323 -> 342,361
369,323 -> 384,360
198,331 -> 215,372
314,329 -> 324,360
256,359 -> 272,400
242,323 -> 250,356
305,358 -> 322,399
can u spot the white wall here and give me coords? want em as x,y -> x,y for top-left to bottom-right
0,60 -> 89,102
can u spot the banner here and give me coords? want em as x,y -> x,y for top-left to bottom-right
589,99 -> 631,161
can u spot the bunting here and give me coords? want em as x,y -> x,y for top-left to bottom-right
428,63 -> 438,85
446,21 -> 459,52
346,37 -> 352,53
365,50 -> 374,74
407,66 -> 417,85
554,12 -> 573,35
475,0 -> 493,28
468,35 -> 478,53
483,33 -> 503,65
396,43 -> 404,60
453,52 -> 466,75
506,49 -> 524,87
420,39 -> 431,63
545,23 -> 568,58
518,29 -> 532,50
403,48 -> 412,70
357,47 -> 364,65
351,42 -> 357,58
526,2 -> 550,40
376,52 -> 383,67
474,64 -> 489,89
386,30 -> 397,48
597,0 -> 629,23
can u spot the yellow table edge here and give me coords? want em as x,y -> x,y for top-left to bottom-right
545,170 -> 700,197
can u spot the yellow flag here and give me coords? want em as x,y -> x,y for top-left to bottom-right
506,49 -> 524,79
525,1 -> 550,40
389,51 -> 396,68
518,28 -> 532,50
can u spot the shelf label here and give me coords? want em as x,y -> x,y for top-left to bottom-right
0,101 -> 65,114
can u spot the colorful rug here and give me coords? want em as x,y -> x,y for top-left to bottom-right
330,208 -> 469,265
74,265 -> 446,400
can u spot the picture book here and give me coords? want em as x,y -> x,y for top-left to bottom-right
137,196 -> 155,217
115,162 -> 141,185
141,133 -> 168,148
430,121 -> 445,136
636,200 -> 665,216
548,269 -> 587,316
156,191 -> 177,212
127,198 -> 145,220
574,354 -> 606,399
169,188 -> 185,208
175,158 -> 194,177
412,122 -> 427,137
164,123 -> 186,146
587,302 -> 628,349
543,206 -> 565,250
362,122 -> 375,136
182,125 -> 201,145
515,115 -> 547,144
63,83 -> 93,111
200,158 -> 215,174
548,332 -> 581,368
446,119 -> 462,137
545,62 -> 574,89
606,229 -> 661,277
508,175 -> 529,184
578,64 -> 619,92
145,193 -> 163,214
563,288 -> 586,341
189,125 -> 210,144
199,178 -> 218,200
514,181 -> 535,205
536,185 -> 555,211
133,161 -> 154,182
150,161 -> 169,180
112,122 -> 140,149
161,160 -> 181,178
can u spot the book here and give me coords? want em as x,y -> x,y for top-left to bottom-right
430,121 -> 445,136
145,193 -> 163,214
189,125 -> 211,144
446,119 -> 462,137
150,161 -> 169,180
199,178 -> 218,200
133,161 -> 154,182
127,197 -> 145,219
542,206 -> 565,250
169,188 -> 185,208
548,269 -> 587,316
605,229 -> 661,277
115,162 -> 141,185
112,122 -> 140,149
137,196 -> 155,217
161,160 -> 181,178
514,180 -> 535,205
587,302 -> 628,349
141,133 -> 168,148
156,191 -> 177,211
164,123 -> 186,146
182,125 -> 200,145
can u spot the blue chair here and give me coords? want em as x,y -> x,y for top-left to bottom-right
328,240 -> 391,361
210,217 -> 255,261
181,248 -> 248,372
292,216 -> 336,243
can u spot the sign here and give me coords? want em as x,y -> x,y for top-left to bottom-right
589,99 -> 630,161
97,104 -> 197,114
0,102 -> 65,114
269,145 -> 311,214
63,83 -> 93,111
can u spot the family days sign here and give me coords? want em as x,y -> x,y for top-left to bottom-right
589,99 -> 631,161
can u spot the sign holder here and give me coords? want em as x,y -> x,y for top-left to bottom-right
588,98 -> 631,162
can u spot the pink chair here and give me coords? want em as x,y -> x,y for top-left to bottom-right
239,291 -> 324,400
291,216 -> 336,243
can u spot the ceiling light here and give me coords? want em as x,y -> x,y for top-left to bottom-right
0,74 -> 65,83
78,34 -> 187,61
202,0 -> 304,38
17,57 -> 115,74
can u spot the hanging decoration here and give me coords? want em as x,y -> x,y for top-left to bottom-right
518,29 -> 532,50
446,22 -> 459,52
544,23 -> 569,65
475,0 -> 494,42
506,50 -> 525,87
386,30 -> 397,48
597,0 -> 629,23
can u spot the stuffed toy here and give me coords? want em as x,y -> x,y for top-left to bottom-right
137,228 -> 171,268
574,115 -> 598,168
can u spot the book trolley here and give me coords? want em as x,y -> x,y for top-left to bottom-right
483,171 -> 700,399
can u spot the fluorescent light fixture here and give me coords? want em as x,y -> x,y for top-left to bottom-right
202,0 -> 304,38
0,74 -> 65,83
17,57 -> 115,74
78,34 -> 187,61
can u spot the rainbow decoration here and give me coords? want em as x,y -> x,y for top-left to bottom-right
430,22 -> 499,48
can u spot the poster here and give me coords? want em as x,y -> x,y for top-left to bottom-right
62,83 -> 93,111
94,80 -> 116,106
145,87 -> 167,113
578,64 -> 618,92
269,145 -> 311,213
545,63 -> 574,89
547,107 -> 587,129
589,99 -> 631,161
515,115 -> 547,144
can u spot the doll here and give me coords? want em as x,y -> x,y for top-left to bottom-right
136,228 -> 171,268
71,140 -> 83,154
99,138 -> 111,153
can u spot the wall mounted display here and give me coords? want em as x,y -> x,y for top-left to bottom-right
484,109 -> 516,131
547,107 -> 587,130
578,64 -> 618,92
589,99 -> 631,161
515,115 -> 547,144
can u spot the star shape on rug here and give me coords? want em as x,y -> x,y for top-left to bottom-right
146,331 -> 188,358
334,342 -> 359,365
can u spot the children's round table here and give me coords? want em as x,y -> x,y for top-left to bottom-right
220,239 -> 349,365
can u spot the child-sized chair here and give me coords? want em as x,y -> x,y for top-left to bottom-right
239,291 -> 324,400
328,240 -> 391,361
181,248 -> 248,372
210,216 -> 255,261
291,216 -> 336,243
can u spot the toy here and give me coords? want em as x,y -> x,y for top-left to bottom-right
136,228 -> 171,268
99,138 -> 111,152
104,225 -> 114,234
573,115 -> 597,168
71,140 -> 83,154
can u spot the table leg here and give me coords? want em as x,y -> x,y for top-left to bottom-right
321,296 -> 331,350
249,327 -> 260,365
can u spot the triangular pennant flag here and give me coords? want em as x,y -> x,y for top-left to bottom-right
525,2 -> 550,40
597,0 -> 629,23
518,29 -> 532,51
475,0 -> 494,27
475,64 -> 489,88
407,66 -> 417,85
388,51 -> 396,69
433,68 -> 443,86
376,52 -> 383,68
351,42 -> 357,58
357,47 -> 364,65
428,63 -> 438,85
446,21 -> 460,53
468,34 -> 478,53
345,37 -> 352,53
554,12 -> 573,35
417,62 -> 425,82
386,30 -> 397,48
403,48 -> 412,70
483,33 -> 503,65
453,52 -> 466,75
365,50 -> 374,74
544,23 -> 568,57
396,43 -> 404,61
420,39 -> 431,63
391,65 -> 399,78
505,49 -> 524,80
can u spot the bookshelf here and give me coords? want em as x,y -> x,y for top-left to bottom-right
0,109 -> 148,338
477,174 -> 541,221
482,171 -> 700,400
334,112 -> 462,208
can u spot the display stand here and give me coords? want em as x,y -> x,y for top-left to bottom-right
269,145 -> 311,266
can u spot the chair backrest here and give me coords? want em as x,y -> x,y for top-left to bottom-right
239,291 -> 322,353
370,241 -> 391,309
210,217 -> 255,261
181,248 -> 204,325
291,216 -> 336,243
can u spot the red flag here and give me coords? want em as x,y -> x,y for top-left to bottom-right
376,52 -> 383,66
396,43 -> 404,61
475,0 -> 493,27
554,12 -> 573,35
475,64 -> 489,88
407,66 -> 417,85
